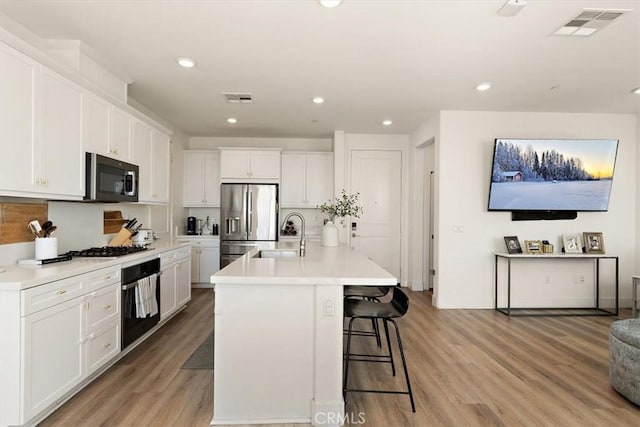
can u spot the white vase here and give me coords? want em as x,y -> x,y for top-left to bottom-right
322,220 -> 339,247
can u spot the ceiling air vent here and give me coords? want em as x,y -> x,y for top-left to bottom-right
554,8 -> 629,37
222,92 -> 253,104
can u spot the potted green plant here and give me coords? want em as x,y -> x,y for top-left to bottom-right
318,190 -> 363,246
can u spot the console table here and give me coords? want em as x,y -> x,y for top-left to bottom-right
494,253 -> 618,317
633,275 -> 640,318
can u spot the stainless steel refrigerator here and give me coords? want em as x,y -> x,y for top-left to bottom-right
219,183 -> 278,268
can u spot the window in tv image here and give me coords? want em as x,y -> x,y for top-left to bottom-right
488,138 -> 618,212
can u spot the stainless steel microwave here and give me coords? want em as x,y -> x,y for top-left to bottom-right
85,153 -> 139,202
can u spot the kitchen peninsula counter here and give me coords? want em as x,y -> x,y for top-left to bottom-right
210,242 -> 396,427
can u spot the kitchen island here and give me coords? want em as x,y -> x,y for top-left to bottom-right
210,242 -> 396,427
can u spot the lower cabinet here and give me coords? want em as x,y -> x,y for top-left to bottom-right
23,297 -> 85,420
160,246 -> 191,321
177,238 -> 220,284
7,266 -> 122,426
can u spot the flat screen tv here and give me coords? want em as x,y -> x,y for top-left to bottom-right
488,138 -> 618,212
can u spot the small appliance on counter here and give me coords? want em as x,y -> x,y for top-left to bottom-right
187,216 -> 197,235
132,229 -> 155,246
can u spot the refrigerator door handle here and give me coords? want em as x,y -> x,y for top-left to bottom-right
247,191 -> 253,237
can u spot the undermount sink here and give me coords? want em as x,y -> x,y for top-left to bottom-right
254,249 -> 298,259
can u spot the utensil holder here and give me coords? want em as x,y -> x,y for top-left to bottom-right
35,237 -> 58,260
108,228 -> 132,247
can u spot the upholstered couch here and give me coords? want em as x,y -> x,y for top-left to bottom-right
609,319 -> 640,405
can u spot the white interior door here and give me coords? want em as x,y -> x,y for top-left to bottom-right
350,150 -> 401,280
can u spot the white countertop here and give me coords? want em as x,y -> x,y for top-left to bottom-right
0,240 -> 190,291
212,241 -> 396,286
176,234 -> 220,240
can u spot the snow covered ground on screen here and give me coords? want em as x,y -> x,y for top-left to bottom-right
488,180 -> 613,211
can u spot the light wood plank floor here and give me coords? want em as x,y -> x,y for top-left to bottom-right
40,288 -> 640,427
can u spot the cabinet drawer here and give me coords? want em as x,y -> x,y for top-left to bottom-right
86,322 -> 120,375
161,247 -> 190,266
87,284 -> 120,332
87,266 -> 121,292
22,275 -> 86,316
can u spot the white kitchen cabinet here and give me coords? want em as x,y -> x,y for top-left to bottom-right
175,257 -> 191,307
183,150 -> 220,206
131,123 -> 169,204
23,296 -> 85,421
196,246 -> 220,285
281,152 -> 333,207
219,148 -> 281,180
108,107 -> 131,160
83,93 -> 110,156
160,246 -> 191,320
0,43 -> 83,199
159,262 -> 176,320
0,42 -> 39,194
39,68 -> 84,198
178,238 -> 220,285
131,120 -> 153,201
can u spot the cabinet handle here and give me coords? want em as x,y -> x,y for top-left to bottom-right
57,289 -> 67,295
103,304 -> 111,310
103,342 -> 111,349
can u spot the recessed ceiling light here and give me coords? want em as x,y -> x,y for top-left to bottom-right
227,118 -> 237,124
632,87 -> 640,95
312,97 -> 325,104
476,82 -> 492,91
382,120 -> 393,126
319,0 -> 342,7
176,57 -> 196,68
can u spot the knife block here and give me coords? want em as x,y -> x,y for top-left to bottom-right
108,228 -> 132,247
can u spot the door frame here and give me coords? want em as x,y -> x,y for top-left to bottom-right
338,134 -> 409,286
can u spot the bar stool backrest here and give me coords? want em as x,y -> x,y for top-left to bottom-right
391,287 -> 409,317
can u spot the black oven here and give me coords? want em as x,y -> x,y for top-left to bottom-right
121,258 -> 161,350
85,152 -> 139,202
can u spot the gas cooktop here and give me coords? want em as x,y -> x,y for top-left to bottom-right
65,246 -> 149,258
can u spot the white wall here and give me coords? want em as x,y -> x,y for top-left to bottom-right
189,136 -> 332,152
408,116 -> 440,291
434,111 -> 637,309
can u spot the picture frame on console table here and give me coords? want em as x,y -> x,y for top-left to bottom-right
503,236 -> 523,254
562,234 -> 583,254
524,240 -> 542,254
583,232 -> 605,254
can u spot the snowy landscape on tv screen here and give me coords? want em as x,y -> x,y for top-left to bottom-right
488,138 -> 618,211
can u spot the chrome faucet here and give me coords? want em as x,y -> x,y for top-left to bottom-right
281,212 -> 305,257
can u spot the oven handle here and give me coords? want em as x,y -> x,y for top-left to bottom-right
121,271 -> 162,290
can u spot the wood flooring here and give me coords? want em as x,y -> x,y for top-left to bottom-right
39,288 -> 640,427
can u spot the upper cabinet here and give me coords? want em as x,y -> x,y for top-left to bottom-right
183,150 -> 220,207
0,43 -> 83,199
83,95 -> 132,162
0,43 -> 40,195
82,93 -> 110,157
39,68 -> 84,197
281,152 -> 333,208
108,108 -> 131,160
219,148 -> 281,181
133,123 -> 169,204
131,120 -> 153,201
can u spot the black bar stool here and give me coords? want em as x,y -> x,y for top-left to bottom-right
343,287 -> 416,412
343,286 -> 391,347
